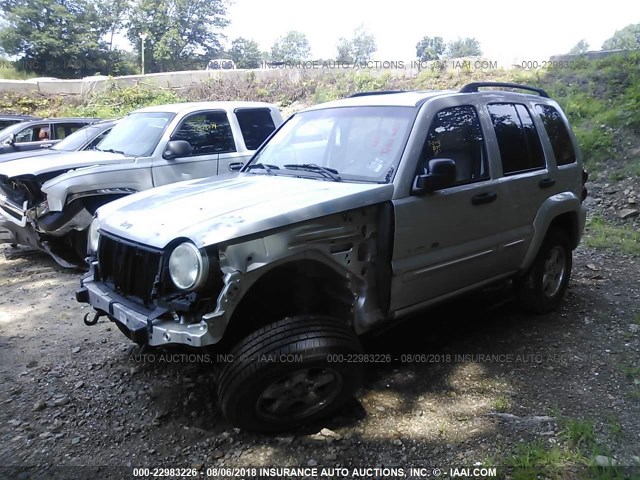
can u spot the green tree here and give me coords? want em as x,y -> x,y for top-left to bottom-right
0,0 -> 114,77
336,37 -> 354,63
416,36 -> 445,61
568,39 -> 590,54
602,23 -> 640,50
446,37 -> 482,58
229,37 -> 262,69
335,26 -> 377,63
271,31 -> 311,63
95,0 -> 131,52
127,0 -> 229,73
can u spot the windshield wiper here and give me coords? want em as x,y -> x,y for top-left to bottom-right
283,164 -> 342,182
96,147 -> 127,155
246,163 -> 280,175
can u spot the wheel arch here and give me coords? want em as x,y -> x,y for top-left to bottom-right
221,257 -> 357,348
522,194 -> 585,271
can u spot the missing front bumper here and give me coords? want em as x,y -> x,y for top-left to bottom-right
79,278 -> 219,347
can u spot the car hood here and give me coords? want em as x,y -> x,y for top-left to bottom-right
0,148 -> 59,164
98,174 -> 394,249
0,150 -> 130,179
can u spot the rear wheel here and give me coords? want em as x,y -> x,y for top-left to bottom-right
218,315 -> 363,433
516,228 -> 572,314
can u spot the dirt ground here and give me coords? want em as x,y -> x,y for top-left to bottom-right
1,182 -> 639,480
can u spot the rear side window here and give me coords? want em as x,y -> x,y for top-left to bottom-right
488,103 -> 545,175
422,105 -> 488,184
54,123 -> 83,139
172,111 -> 236,155
535,104 -> 576,166
235,108 -> 276,150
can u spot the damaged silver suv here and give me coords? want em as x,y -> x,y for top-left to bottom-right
77,83 -> 588,432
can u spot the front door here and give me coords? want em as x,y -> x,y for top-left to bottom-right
391,104 -> 504,312
152,110 -> 236,185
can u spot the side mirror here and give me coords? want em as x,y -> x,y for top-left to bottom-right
413,158 -> 456,194
163,140 -> 192,159
228,162 -> 244,172
4,133 -> 16,146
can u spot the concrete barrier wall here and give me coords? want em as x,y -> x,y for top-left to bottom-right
0,61 -> 488,95
1,51 -> 632,95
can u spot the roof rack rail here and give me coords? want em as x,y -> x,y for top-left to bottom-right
459,82 -> 549,98
349,90 -> 408,98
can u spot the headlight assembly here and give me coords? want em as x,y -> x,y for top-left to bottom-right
168,242 -> 208,291
88,218 -> 100,253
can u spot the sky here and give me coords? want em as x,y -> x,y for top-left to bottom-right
223,0 -> 639,65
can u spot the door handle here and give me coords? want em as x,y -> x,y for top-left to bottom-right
471,192 -> 497,205
539,178 -> 556,188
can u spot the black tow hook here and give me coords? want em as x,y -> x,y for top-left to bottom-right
83,311 -> 105,326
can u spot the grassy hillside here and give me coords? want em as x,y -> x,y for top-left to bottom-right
1,52 -> 638,172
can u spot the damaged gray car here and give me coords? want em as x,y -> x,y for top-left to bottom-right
78,83 -> 588,432
0,102 -> 282,266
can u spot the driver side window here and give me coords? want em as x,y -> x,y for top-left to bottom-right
421,105 -> 488,185
14,124 -> 48,143
171,111 -> 236,156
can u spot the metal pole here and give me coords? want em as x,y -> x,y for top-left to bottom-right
140,33 -> 147,75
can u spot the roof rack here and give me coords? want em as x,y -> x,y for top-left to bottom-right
459,82 -> 549,98
349,90 -> 408,98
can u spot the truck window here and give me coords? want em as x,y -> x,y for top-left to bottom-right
488,103 -> 545,175
54,123 -> 83,140
535,104 -> 577,166
14,124 -> 48,143
172,111 -> 236,155
422,105 -> 488,184
235,109 -> 276,150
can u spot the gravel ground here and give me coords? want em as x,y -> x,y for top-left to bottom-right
1,180 -> 639,480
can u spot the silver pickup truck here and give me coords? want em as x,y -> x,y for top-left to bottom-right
78,83 -> 587,432
0,102 -> 282,266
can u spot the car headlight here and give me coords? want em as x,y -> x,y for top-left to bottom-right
168,242 -> 208,291
88,218 -> 100,253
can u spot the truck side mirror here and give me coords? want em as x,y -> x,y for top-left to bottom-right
4,133 -> 16,146
163,140 -> 193,160
412,158 -> 456,194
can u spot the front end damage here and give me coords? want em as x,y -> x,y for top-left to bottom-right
0,174 -> 96,267
77,206 -> 389,348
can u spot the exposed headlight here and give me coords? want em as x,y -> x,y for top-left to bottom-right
88,218 -> 100,253
168,242 -> 208,291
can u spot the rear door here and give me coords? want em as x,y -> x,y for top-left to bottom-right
221,107 -> 279,173
483,102 -> 552,272
52,122 -> 86,141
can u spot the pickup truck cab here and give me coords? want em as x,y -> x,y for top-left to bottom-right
0,102 -> 282,266
78,83 -> 587,432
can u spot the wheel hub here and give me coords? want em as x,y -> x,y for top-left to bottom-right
541,246 -> 566,298
257,367 -> 342,420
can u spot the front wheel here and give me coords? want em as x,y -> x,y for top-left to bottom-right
516,228 -> 572,314
218,316 -> 364,433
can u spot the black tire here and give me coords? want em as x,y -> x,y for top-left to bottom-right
218,315 -> 364,433
516,228 -> 572,314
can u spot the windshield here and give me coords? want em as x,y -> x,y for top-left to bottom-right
96,112 -> 174,156
0,120 -> 21,130
0,122 -> 27,142
52,124 -> 106,152
248,106 -> 416,183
